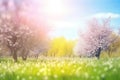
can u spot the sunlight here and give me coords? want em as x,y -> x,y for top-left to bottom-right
20,0 -> 69,27
0,0 -> 120,80
43,0 -> 68,16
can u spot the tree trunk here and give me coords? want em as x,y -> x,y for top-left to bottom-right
22,55 -> 27,61
108,50 -> 111,57
22,49 -> 28,61
95,47 -> 102,59
12,50 -> 18,62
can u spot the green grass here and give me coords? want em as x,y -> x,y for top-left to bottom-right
0,57 -> 120,80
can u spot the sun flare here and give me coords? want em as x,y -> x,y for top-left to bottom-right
43,0 -> 68,16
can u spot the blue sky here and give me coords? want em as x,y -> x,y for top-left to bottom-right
12,0 -> 120,39
47,0 -> 120,40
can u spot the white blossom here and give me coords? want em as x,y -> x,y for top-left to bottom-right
75,18 -> 114,57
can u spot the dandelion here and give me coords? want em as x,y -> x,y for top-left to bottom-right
44,76 -> 48,80
16,75 -> 20,80
84,72 -> 89,79
61,70 -> 65,73
35,64 -> 40,68
94,68 -> 97,72
109,65 -> 113,69
101,74 -> 105,78
104,67 -> 108,71
118,64 -> 120,68
77,67 -> 82,71
22,78 -> 26,80
75,71 -> 80,77
37,72 -> 40,76
21,70 -> 25,74
29,76 -> 32,80
113,68 -> 117,72
54,74 -> 58,79
96,76 -> 100,80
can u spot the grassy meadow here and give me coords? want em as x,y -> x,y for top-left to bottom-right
0,57 -> 120,80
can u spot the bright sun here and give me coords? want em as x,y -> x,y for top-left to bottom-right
25,0 -> 69,18
43,0 -> 68,16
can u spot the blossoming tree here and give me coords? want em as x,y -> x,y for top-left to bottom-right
0,0 -> 49,62
75,18 -> 115,59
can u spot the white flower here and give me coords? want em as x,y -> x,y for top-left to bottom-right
16,75 -> 20,80
54,75 -> 58,79
44,76 -> 48,80
84,72 -> 89,79
29,76 -> 32,80
22,78 -> 26,80
101,74 -> 105,78
104,67 -> 108,71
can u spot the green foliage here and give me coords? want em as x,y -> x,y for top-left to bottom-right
0,57 -> 120,80
47,37 -> 76,57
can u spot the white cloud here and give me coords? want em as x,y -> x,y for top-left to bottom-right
92,13 -> 120,19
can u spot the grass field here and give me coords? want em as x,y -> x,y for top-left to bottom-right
0,57 -> 120,80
